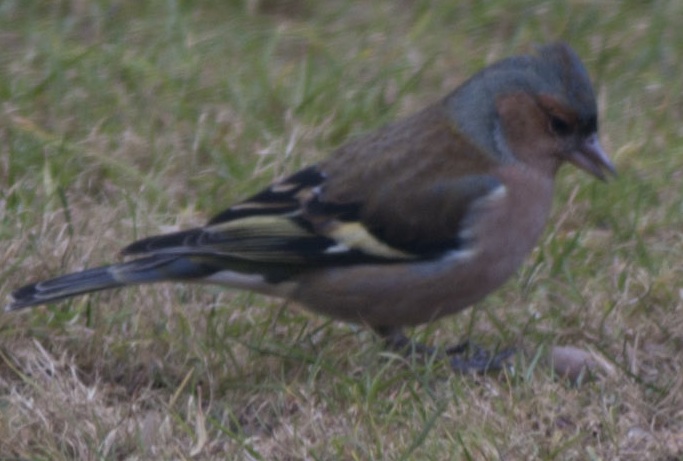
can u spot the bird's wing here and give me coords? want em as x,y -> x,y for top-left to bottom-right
120,165 -> 504,272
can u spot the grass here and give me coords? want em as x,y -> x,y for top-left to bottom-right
1,0 -> 682,459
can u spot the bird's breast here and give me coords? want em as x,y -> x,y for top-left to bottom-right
464,164 -> 555,287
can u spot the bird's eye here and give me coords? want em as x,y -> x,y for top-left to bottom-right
549,116 -> 572,136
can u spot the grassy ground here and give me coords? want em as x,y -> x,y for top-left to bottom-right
1,1 -> 682,459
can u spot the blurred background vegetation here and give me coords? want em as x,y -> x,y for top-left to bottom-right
0,1 -> 682,459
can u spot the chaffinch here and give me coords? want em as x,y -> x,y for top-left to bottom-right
7,42 -> 615,371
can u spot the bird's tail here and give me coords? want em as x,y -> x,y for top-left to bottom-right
6,255 -> 217,311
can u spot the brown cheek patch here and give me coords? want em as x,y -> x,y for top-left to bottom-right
495,92 -> 552,154
537,93 -> 578,126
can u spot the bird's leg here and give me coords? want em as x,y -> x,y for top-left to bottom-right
373,326 -> 515,373
373,326 -> 437,355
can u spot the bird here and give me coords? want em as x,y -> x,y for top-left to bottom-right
6,42 -> 615,372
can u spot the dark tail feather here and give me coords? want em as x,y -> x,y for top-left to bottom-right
6,255 -> 218,311
7,265 -> 126,311
120,228 -> 204,256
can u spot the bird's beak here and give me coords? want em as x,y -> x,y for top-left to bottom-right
568,134 -> 617,181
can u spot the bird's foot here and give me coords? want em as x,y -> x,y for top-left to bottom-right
445,340 -> 515,373
374,326 -> 515,374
